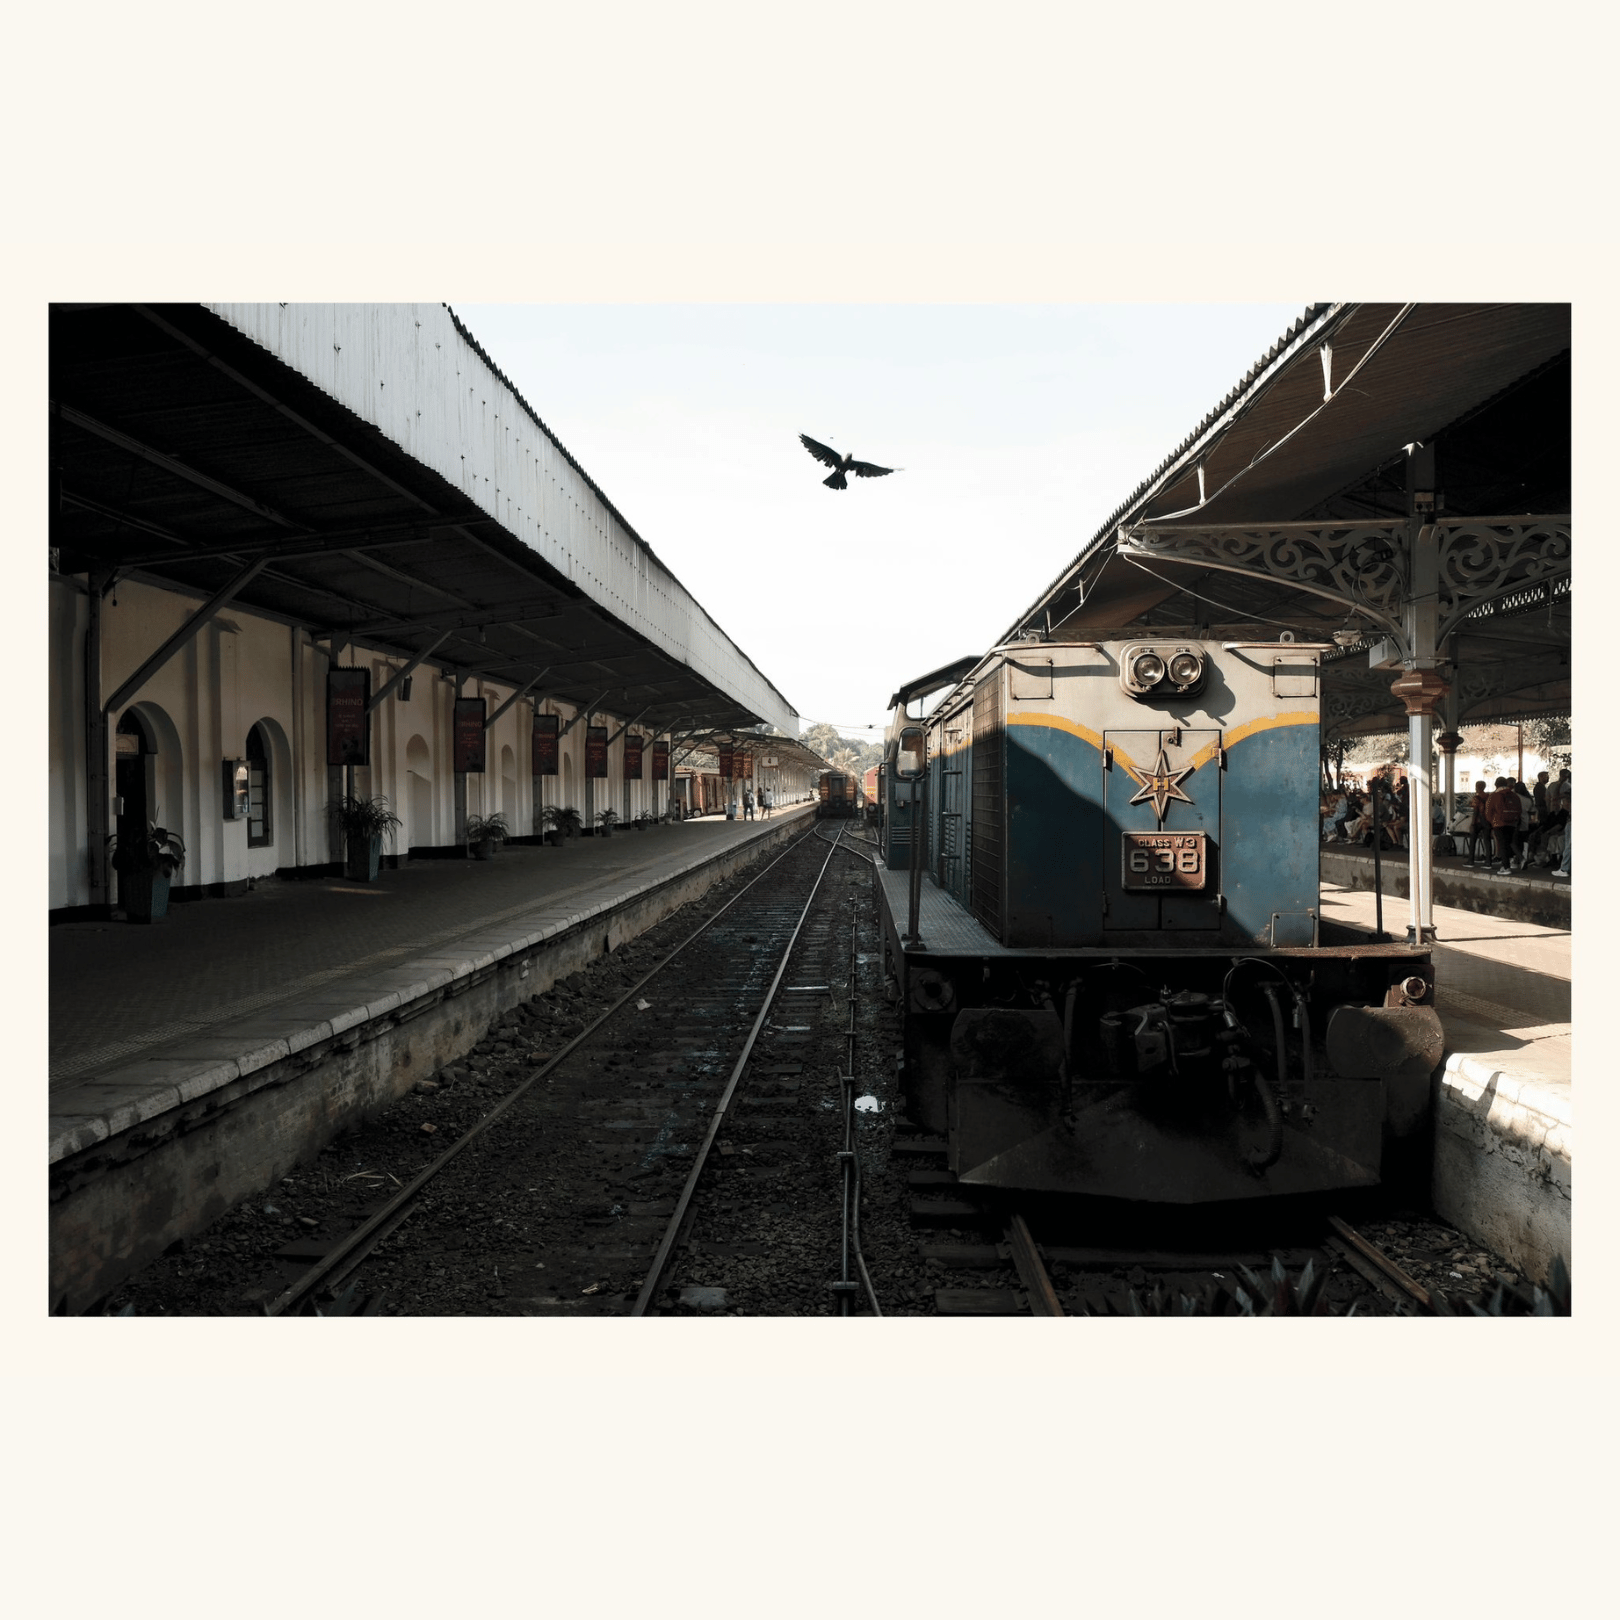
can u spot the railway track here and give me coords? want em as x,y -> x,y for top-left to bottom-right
899,1139 -> 1439,1316
268,823 -> 881,1317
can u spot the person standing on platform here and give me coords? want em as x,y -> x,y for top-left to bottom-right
1467,779 -> 1490,865
743,785 -> 755,820
1484,776 -> 1521,875
1512,778 -> 1535,868
1551,770 -> 1572,877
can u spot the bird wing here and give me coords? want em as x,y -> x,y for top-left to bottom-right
799,434 -> 843,469
848,460 -> 895,478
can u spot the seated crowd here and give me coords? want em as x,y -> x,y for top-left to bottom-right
1321,766 -> 1570,879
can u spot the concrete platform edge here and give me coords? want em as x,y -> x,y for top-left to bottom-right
1431,1052 -> 1571,1287
49,808 -> 815,1164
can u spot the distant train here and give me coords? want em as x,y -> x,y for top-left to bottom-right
817,770 -> 859,819
875,637 -> 1440,1203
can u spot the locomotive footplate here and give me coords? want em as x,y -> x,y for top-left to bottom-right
953,1081 -> 1385,1203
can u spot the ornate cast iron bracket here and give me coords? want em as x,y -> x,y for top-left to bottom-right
1432,519 -> 1571,643
1118,517 -> 1569,662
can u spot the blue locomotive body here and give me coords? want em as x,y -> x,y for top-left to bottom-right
877,638 -> 1439,1203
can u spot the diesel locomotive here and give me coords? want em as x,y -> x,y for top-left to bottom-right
876,636 -> 1441,1203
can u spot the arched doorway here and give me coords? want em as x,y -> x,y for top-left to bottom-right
406,734 -> 433,849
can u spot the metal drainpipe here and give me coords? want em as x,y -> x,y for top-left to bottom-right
84,569 -> 110,913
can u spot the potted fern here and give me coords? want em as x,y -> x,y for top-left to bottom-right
335,794 -> 402,882
465,811 -> 510,861
594,808 -> 619,838
108,819 -> 186,923
541,804 -> 581,846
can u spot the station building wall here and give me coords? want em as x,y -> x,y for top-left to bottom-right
48,575 -> 687,915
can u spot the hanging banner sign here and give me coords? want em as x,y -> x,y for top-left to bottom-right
652,740 -> 670,781
532,712 -> 559,776
623,734 -> 644,779
586,725 -> 609,778
718,744 -> 735,780
454,698 -> 487,773
326,669 -> 371,766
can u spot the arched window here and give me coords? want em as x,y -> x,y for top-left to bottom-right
246,723 -> 272,847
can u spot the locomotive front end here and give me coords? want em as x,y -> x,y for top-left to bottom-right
878,638 -> 1439,1204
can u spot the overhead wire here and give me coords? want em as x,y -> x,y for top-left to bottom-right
1140,303 -> 1418,527
1117,556 -> 1333,636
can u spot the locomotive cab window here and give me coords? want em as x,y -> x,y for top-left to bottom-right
896,726 -> 926,779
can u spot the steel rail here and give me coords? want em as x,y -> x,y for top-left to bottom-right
1326,1214 -> 1434,1313
632,829 -> 844,1316
1005,1212 -> 1065,1317
266,825 -> 824,1317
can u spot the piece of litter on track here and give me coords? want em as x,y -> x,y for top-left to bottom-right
420,1123 -> 438,1134
636,998 -> 651,1011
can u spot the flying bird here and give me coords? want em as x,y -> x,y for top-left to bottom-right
799,434 -> 897,490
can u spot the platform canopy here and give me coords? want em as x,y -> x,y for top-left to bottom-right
49,303 -> 799,738
1003,303 -> 1571,740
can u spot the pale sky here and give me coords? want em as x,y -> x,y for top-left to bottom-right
455,304 -> 1306,743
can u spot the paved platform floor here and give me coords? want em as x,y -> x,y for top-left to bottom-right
50,809 -> 815,1093
1322,837 -> 1570,888
1318,881 -> 1570,1087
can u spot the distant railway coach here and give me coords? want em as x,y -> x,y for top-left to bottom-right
876,638 -> 1439,1206
817,770 -> 858,818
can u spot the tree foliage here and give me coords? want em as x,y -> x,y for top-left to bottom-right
802,722 -> 884,774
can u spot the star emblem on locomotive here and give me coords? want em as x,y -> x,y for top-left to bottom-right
1126,745 -> 1196,823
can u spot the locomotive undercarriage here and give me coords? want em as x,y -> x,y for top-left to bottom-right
889,943 -> 1441,1204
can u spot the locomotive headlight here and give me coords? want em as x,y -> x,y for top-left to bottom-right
1132,652 -> 1166,686
1168,651 -> 1203,686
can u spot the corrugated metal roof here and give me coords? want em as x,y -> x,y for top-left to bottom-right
48,304 -> 788,735
1001,302 -> 1344,641
1004,302 -> 1569,639
440,303 -> 798,723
